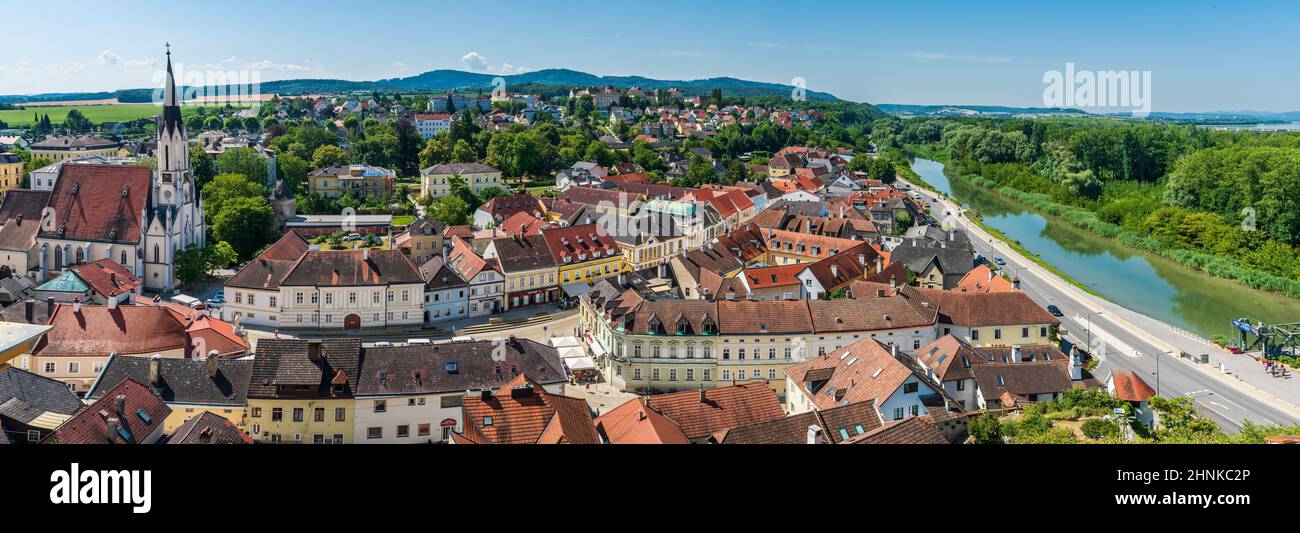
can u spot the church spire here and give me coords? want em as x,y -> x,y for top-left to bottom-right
160,42 -> 183,132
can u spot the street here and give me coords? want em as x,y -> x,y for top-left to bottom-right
903,180 -> 1300,431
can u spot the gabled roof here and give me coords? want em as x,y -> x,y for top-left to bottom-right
279,249 -> 424,287
644,383 -> 785,440
844,415 -> 948,444
488,234 -> 557,273
0,364 -> 83,417
971,359 -> 1074,399
419,256 -> 469,290
0,189 -> 51,251
447,236 -> 494,281
40,164 -> 151,244
914,334 -> 984,383
1108,369 -> 1156,402
595,397 -> 690,444
916,288 -> 1060,328
248,339 -> 362,400
540,224 -> 620,266
33,304 -> 194,357
225,231 -> 311,290
786,337 -> 934,411
422,163 -> 500,175
711,399 -> 881,444
87,354 -> 253,406
167,411 -> 253,444
48,378 -> 171,444
956,265 -> 1015,293
70,259 -> 141,298
458,374 -> 599,444
739,263 -> 807,290
355,338 -> 566,396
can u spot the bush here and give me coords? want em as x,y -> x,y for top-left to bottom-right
968,413 -> 1003,444
1082,418 -> 1122,439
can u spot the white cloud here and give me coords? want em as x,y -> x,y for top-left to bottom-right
189,56 -> 318,73
459,51 -> 527,74
97,50 -> 157,69
907,51 -> 1012,63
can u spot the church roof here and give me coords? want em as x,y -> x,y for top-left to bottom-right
39,164 -> 151,245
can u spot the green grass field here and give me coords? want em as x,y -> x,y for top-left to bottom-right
0,104 -> 221,126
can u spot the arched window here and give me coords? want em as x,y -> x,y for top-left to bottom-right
53,247 -> 62,269
153,245 -> 160,263
120,250 -> 127,265
75,247 -> 84,264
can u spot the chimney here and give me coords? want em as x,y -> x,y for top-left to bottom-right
698,387 -> 706,402
658,263 -> 668,278
206,350 -> 219,378
24,299 -> 33,322
479,388 -> 492,401
889,278 -> 896,290
830,265 -> 838,278
858,253 -> 866,267
148,354 -> 162,387
73,298 -> 81,313
807,424 -> 824,444
1012,277 -> 1021,290
107,296 -> 117,309
198,427 -> 213,444
307,340 -> 323,362
1012,345 -> 1022,362
891,343 -> 900,360
115,394 -> 127,417
46,296 -> 54,318
362,248 -> 369,261
949,229 -> 956,242
988,269 -> 995,282
875,256 -> 883,274
106,418 -> 119,443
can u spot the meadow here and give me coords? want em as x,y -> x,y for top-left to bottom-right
0,104 -> 216,126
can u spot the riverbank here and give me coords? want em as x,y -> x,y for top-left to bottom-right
906,154 -> 1300,341
906,144 -> 1300,301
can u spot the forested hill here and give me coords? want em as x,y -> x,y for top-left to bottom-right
0,69 -> 843,104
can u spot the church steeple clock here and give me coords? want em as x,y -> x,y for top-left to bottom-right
156,43 -> 191,207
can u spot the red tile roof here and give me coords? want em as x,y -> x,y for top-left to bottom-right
740,263 -> 806,289
786,337 -> 931,411
594,397 -> 690,444
644,383 -> 785,440
458,374 -> 599,444
956,265 -> 1015,293
540,223 -> 620,266
1108,369 -> 1156,402
167,411 -> 253,444
48,378 -> 170,444
70,258 -> 141,298
40,164 -> 151,244
34,304 -> 189,357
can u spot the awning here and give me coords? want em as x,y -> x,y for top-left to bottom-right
550,336 -> 583,349
557,346 -> 586,359
564,356 -> 597,371
560,282 -> 592,297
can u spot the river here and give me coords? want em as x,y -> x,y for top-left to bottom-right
911,158 -> 1300,341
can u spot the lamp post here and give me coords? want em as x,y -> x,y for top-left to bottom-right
1085,311 -> 1103,354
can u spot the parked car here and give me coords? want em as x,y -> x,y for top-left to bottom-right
994,256 -> 1006,266
1046,304 -> 1063,317
205,295 -> 225,307
344,233 -> 364,241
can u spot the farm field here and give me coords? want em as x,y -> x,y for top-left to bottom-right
0,103 -> 236,126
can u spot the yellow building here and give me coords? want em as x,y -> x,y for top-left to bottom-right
542,223 -> 624,287
85,353 -> 252,435
0,153 -> 22,194
760,228 -> 862,266
28,135 -> 120,162
420,162 -> 502,199
247,338 -> 361,444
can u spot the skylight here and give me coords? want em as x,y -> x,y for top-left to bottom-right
136,410 -> 151,424
845,357 -> 859,367
870,367 -> 883,378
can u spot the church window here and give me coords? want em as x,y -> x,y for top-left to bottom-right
153,245 -> 160,263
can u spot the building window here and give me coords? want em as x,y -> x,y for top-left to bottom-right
68,362 -> 79,373
396,425 -> 410,438
703,370 -> 711,381
292,408 -> 304,422
367,427 -> 383,439
903,382 -> 919,394
893,407 -> 904,420
374,400 -> 387,413
1022,327 -> 1030,338
271,408 -> 283,422
335,408 -> 346,422
686,369 -> 695,381
721,370 -> 731,381
314,408 -> 325,422
994,329 -> 1002,340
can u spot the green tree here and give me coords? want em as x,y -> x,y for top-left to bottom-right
311,144 -> 350,169
206,241 -> 239,271
428,194 -> 470,227
174,245 -> 208,285
968,413 -> 1003,444
212,197 -> 276,259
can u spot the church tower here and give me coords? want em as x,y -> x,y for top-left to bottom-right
156,44 -> 191,208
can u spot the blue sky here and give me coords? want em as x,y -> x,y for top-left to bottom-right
4,0 -> 1297,112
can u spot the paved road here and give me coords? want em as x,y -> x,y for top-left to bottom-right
904,181 -> 1300,432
